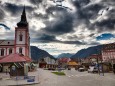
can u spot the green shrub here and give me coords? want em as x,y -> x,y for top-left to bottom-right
52,72 -> 66,76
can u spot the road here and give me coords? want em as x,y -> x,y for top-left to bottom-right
26,68 -> 115,86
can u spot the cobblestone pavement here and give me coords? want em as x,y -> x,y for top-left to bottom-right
25,68 -> 115,86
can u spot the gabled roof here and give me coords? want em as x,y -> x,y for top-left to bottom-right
23,56 -> 32,62
58,57 -> 71,63
0,53 -> 26,63
67,61 -> 78,66
0,40 -> 14,46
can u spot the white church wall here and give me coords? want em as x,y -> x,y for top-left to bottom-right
16,30 -> 26,44
0,48 -> 6,57
7,48 -> 14,55
16,47 -> 25,55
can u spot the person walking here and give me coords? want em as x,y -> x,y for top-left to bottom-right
6,69 -> 8,75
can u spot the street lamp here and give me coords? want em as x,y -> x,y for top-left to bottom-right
100,56 -> 104,76
96,53 -> 100,75
96,48 -> 104,76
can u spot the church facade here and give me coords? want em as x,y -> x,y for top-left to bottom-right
0,7 -> 31,58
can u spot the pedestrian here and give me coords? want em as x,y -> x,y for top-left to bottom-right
6,69 -> 8,75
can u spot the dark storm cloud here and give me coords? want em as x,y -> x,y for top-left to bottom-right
33,6 -> 68,22
94,19 -> 115,31
46,6 -> 67,14
33,34 -> 58,43
29,0 -> 42,5
81,4 -> 104,19
89,33 -> 95,37
74,3 -> 104,28
4,3 -> 34,16
61,40 -> 86,45
72,0 -> 115,32
42,7 -> 74,35
39,34 -> 57,42
44,17 -> 73,35
34,34 -> 86,45
0,8 -> 5,20
34,13 -> 49,20
72,0 -> 90,8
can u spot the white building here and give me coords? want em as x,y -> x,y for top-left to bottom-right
102,43 -> 115,62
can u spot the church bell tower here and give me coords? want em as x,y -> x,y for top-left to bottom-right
15,6 -> 30,57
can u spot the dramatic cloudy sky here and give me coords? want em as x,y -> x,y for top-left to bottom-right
0,0 -> 115,56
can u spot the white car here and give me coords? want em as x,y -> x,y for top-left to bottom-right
78,67 -> 85,72
88,66 -> 98,73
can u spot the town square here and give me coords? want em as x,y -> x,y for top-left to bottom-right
0,0 -> 115,86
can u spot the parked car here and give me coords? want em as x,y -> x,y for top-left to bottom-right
48,68 -> 56,70
78,67 -> 85,72
88,66 -> 98,73
68,67 -> 71,70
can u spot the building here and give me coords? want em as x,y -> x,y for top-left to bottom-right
0,6 -> 31,74
67,61 -> 78,69
101,43 -> 115,72
0,6 -> 30,58
58,57 -> 71,68
39,57 -> 58,69
88,54 -> 102,64
102,43 -> 115,63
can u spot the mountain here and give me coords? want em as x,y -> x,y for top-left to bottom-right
71,45 -> 103,59
30,46 -> 55,60
57,53 -> 74,58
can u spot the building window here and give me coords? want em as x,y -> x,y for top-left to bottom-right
19,34 -> 23,41
9,48 -> 12,54
19,48 -> 23,54
1,49 -> 4,56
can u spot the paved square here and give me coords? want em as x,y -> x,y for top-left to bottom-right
26,68 -> 115,86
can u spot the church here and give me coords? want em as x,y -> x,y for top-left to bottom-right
0,7 -> 31,58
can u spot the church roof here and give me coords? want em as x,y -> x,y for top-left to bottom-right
23,56 -> 32,62
0,53 -> 27,63
0,40 -> 14,46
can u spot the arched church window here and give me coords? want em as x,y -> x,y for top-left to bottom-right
19,48 -> 23,54
19,34 -> 23,41
9,48 -> 12,54
1,49 -> 4,56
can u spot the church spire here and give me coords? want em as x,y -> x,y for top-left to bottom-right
21,5 -> 27,22
17,6 -> 28,27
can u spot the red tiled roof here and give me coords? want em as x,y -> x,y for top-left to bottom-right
0,53 -> 27,63
58,58 -> 71,63
22,56 -> 32,62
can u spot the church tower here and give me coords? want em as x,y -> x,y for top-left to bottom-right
15,6 -> 30,57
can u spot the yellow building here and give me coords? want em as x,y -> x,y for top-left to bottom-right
67,61 -> 78,68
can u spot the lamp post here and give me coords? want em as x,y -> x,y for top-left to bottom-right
96,48 -> 104,76
96,48 -> 100,75
100,48 -> 104,76
100,56 -> 104,76
96,54 -> 100,75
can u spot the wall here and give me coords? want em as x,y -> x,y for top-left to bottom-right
16,30 -> 26,44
